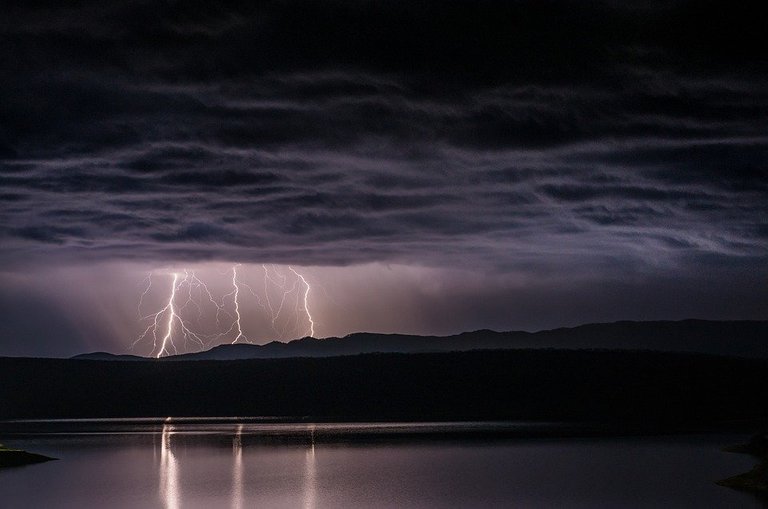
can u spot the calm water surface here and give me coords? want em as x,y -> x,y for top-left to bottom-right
0,420 -> 761,508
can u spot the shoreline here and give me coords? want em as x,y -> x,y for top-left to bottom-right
717,433 -> 768,499
0,419 -> 763,445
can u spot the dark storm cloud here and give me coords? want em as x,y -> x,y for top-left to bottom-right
12,225 -> 87,244
0,0 -> 766,279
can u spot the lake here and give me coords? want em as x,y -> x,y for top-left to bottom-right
0,420 -> 761,508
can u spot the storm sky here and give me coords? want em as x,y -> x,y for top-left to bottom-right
1,1 -> 767,356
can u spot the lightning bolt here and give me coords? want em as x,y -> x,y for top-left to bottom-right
219,264 -> 271,344
290,267 -> 315,338
133,271 -> 211,357
229,265 -> 247,344
176,270 -> 220,329
158,272 -> 180,357
132,272 -> 177,357
137,272 -> 153,317
263,264 -> 299,338
133,264 -> 321,355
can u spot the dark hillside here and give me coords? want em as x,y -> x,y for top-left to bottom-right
4,349 -> 768,425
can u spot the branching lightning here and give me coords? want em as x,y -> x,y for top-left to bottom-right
221,265 -> 248,344
159,272 -> 179,357
231,266 -> 245,343
262,264 -> 298,337
261,264 -> 315,339
138,273 -> 153,317
290,266 -> 315,338
133,264 -> 320,356
134,272 -> 212,358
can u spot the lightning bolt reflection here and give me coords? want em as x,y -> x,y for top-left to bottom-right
303,424 -> 317,509
232,424 -> 243,509
159,420 -> 179,509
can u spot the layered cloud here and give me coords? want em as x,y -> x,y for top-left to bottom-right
1,71 -> 765,275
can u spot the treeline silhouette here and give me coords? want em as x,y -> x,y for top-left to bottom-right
3,350 -> 768,425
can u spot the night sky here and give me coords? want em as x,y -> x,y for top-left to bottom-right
1,1 -> 766,357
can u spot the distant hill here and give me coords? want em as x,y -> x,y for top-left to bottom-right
71,352 -> 145,361
73,319 -> 768,361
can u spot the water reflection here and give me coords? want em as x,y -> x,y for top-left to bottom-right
1,425 -> 760,509
232,424 -> 243,509
303,425 -> 317,509
159,421 -> 179,509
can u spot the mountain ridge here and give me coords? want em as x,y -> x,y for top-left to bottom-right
71,319 -> 768,361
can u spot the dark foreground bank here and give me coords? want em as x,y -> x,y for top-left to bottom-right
2,350 -> 768,425
718,433 -> 768,500
0,444 -> 56,467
